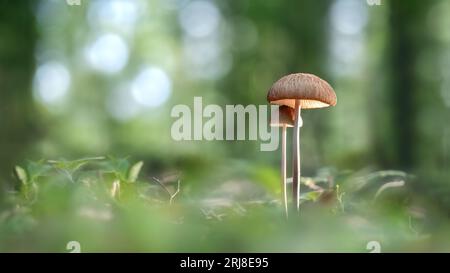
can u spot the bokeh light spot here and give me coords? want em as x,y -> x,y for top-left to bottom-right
87,0 -> 140,32
33,61 -> 71,105
330,0 -> 368,35
179,0 -> 221,38
131,67 -> 172,108
85,33 -> 129,74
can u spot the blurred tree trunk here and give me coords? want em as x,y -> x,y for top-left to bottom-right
224,0 -> 331,165
0,0 -> 37,185
374,1 -> 434,170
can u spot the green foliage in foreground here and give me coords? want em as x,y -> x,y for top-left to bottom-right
1,157 -> 449,252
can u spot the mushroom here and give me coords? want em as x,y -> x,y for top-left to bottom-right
270,105 -> 295,218
267,73 -> 336,212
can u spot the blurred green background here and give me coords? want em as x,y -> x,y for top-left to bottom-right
0,0 -> 449,252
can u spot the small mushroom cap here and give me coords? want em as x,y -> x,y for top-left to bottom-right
267,73 -> 337,109
270,105 -> 295,127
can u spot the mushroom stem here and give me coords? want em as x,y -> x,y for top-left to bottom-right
281,124 -> 288,218
292,100 -> 302,212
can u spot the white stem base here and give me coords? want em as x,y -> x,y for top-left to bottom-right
281,125 -> 288,218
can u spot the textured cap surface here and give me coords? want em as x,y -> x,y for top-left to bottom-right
267,73 -> 337,109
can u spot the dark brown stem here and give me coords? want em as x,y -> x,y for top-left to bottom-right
292,100 -> 301,212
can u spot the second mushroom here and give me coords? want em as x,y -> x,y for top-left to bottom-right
268,73 -> 337,213
270,105 -> 295,218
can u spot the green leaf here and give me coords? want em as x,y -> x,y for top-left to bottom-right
300,191 -> 321,202
102,157 -> 130,181
128,161 -> 143,183
47,156 -> 105,173
45,157 -> 105,183
14,166 -> 28,185
27,160 -> 52,182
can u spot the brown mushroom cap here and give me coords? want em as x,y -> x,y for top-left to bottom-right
267,73 -> 337,109
270,105 -> 295,127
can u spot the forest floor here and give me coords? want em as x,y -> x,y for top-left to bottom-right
1,157 -> 449,252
